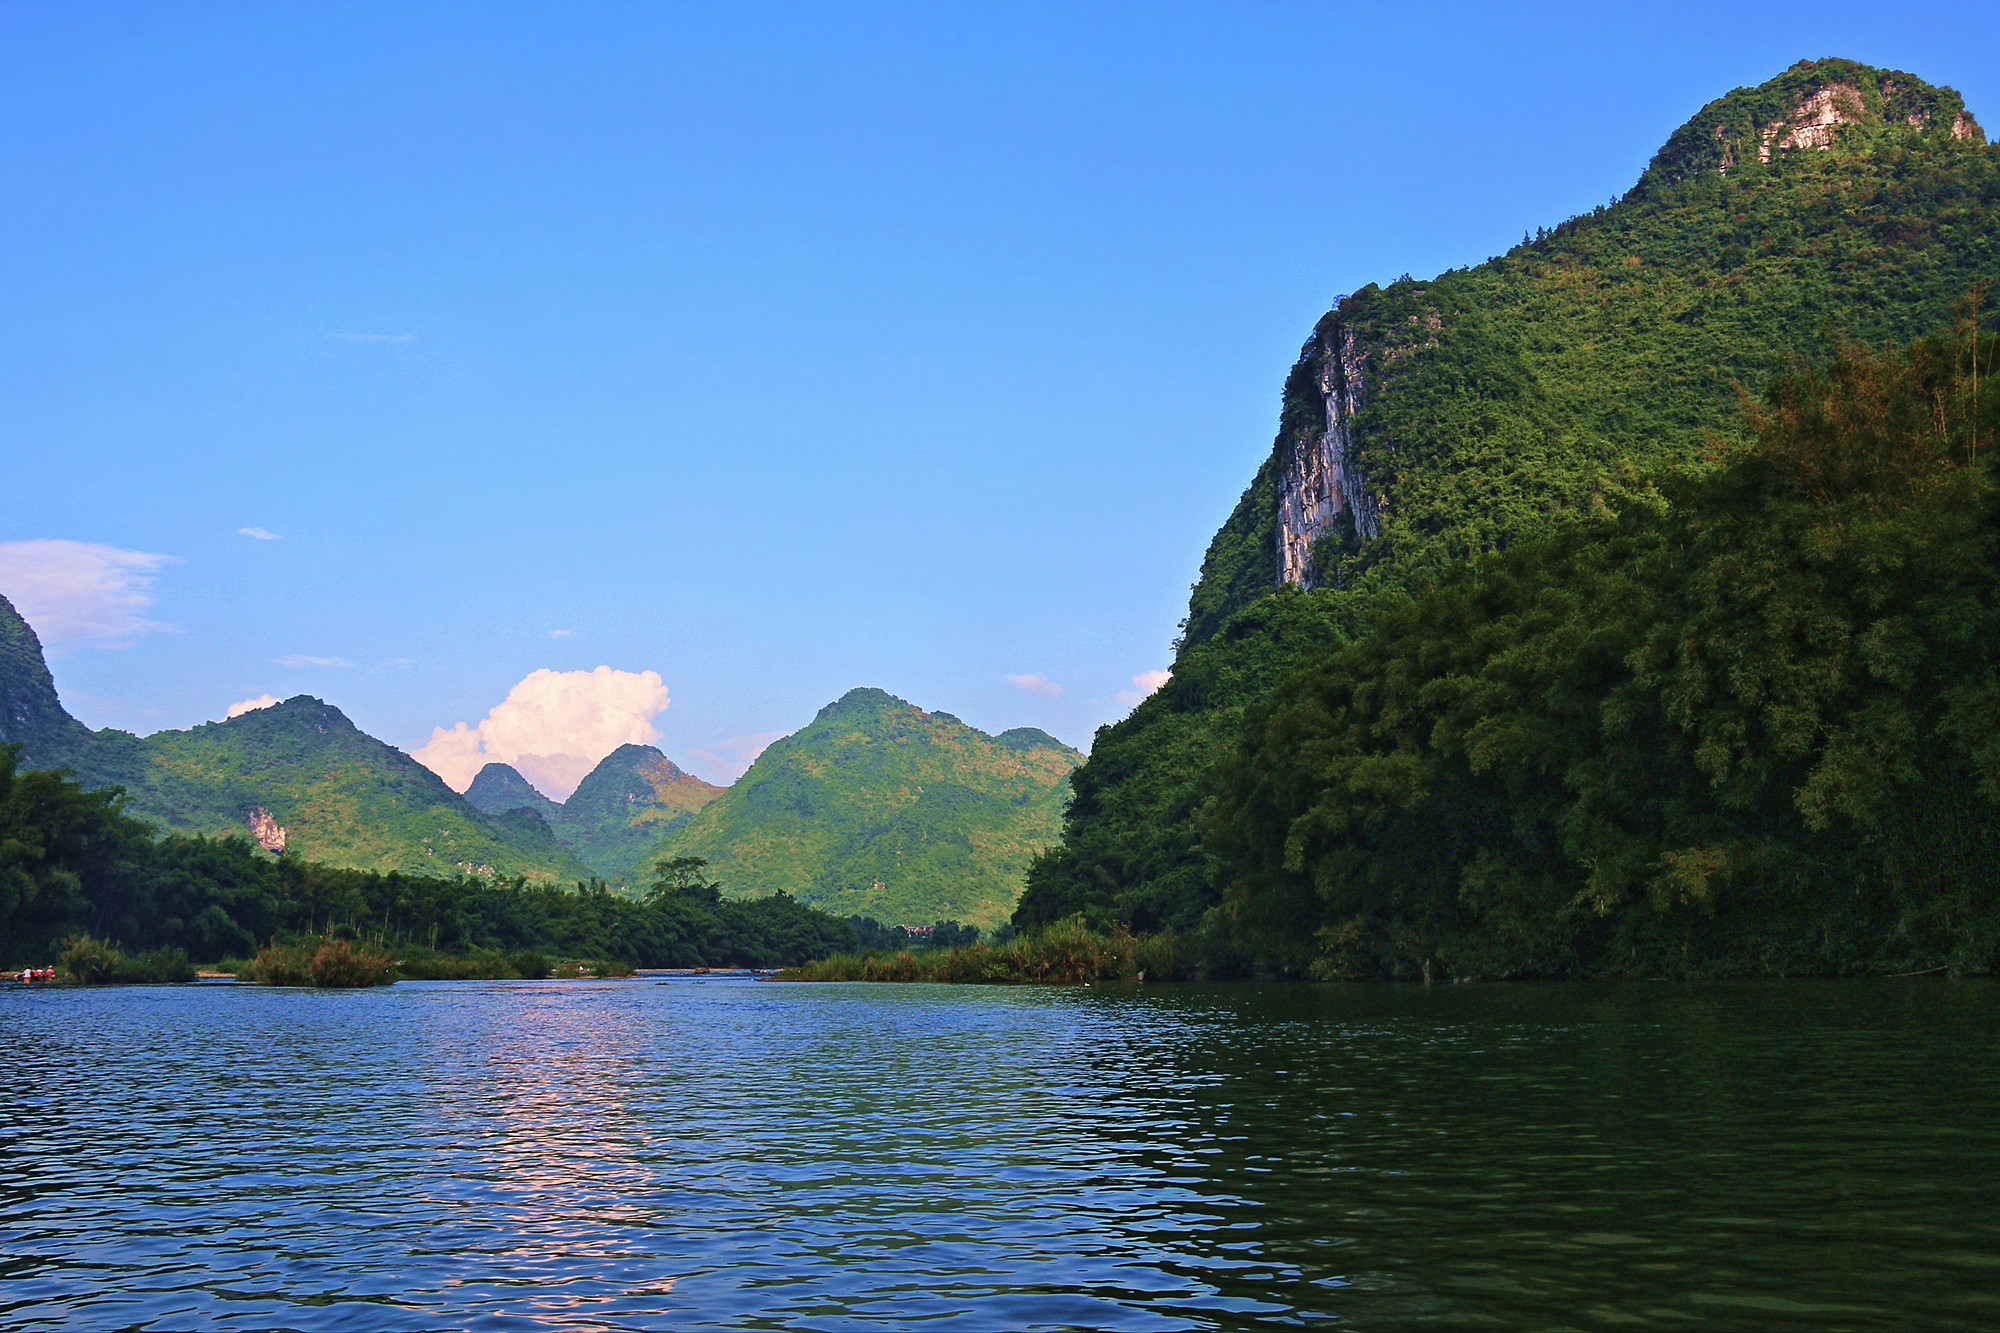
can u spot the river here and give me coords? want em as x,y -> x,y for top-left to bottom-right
3,977 -> 1996,1330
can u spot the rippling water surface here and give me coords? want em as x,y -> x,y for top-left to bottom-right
3,977 -> 1997,1330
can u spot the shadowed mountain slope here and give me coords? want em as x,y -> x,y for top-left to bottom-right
465,762 -> 558,821
0,596 -> 91,762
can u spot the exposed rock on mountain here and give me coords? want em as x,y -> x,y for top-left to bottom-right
246,807 -> 288,854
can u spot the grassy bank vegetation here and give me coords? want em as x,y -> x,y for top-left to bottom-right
237,936 -> 398,988
53,934 -> 197,984
217,937 -> 643,986
780,917 -> 1177,985
370,945 -> 552,981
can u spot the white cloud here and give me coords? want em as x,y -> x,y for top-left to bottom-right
0,539 -> 178,649
413,666 -> 672,799
331,331 -> 414,343
1006,673 -> 1062,700
276,654 -> 356,668
226,694 -> 281,719
687,731 -> 787,785
238,527 -> 282,541
1116,669 -> 1173,709
548,629 -> 573,638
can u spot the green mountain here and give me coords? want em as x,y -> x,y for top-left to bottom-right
464,762 -> 558,820
1019,58 -> 1999,936
654,687 -> 1081,927
466,744 -> 725,882
0,595 -> 90,758
0,593 -> 596,882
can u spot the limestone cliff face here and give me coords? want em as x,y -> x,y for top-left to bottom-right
1271,295 -> 1443,592
1756,82 -> 1867,161
1277,319 -> 1378,587
1179,280 -> 1454,639
1248,57 -> 1983,603
246,808 -> 289,854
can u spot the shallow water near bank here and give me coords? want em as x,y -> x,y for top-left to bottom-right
2,978 -> 1996,1331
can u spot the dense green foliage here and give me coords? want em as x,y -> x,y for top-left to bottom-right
659,688 -> 1081,926
846,916 -> 984,951
1014,590 -> 1356,933
368,944 -> 556,980
1025,59 -> 2000,948
1204,326 -> 2000,976
2,604 -> 1069,923
464,744 -> 725,884
559,745 -> 725,879
0,751 -> 859,970
53,933 -> 126,983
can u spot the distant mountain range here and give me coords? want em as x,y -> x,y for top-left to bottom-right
1,592 -> 598,880
464,744 -> 724,883
653,687 -> 1082,927
1,593 -> 1079,920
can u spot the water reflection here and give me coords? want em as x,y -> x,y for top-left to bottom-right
1123,981 -> 2000,1329
2,979 -> 1997,1330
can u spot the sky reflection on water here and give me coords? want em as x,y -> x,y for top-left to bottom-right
2,978 -> 1997,1330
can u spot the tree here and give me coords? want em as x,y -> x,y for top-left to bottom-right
646,855 -> 723,906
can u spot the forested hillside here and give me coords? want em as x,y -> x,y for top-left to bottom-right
1020,58 -> 2000,973
0,599 -> 595,882
1209,327 -> 1999,977
658,688 -> 1080,927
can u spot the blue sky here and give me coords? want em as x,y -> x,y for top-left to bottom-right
5,1 -> 1995,789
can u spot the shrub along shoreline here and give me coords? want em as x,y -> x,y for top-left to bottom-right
779,917 -> 1177,985
51,934 -> 197,985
